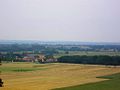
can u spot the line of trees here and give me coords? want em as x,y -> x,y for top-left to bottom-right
58,55 -> 120,66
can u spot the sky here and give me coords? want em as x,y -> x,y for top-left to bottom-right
0,0 -> 120,42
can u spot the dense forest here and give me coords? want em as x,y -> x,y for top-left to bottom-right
58,55 -> 120,66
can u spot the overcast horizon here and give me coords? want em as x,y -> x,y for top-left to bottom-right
0,40 -> 120,43
0,0 -> 120,42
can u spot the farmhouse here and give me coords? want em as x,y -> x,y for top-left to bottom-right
34,54 -> 46,63
22,56 -> 33,62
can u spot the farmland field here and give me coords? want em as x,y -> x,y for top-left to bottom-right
53,73 -> 120,90
54,51 -> 120,58
1,62 -> 120,90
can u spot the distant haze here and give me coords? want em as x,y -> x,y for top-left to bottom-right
0,0 -> 120,42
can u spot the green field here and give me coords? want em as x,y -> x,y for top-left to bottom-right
53,73 -> 120,90
54,51 -> 120,58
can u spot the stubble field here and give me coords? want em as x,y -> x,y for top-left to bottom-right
1,62 -> 120,90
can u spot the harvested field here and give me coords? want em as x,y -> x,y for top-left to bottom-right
1,62 -> 120,90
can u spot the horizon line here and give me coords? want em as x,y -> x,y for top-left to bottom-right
0,39 -> 120,44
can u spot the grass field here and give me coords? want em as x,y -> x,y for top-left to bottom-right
0,62 -> 120,90
54,51 -> 120,58
53,73 -> 120,90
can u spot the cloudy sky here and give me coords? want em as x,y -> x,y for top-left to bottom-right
0,0 -> 120,42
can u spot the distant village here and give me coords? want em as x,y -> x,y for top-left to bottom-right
15,54 -> 57,63
0,52 -> 58,63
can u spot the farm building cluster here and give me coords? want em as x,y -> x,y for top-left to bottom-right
15,54 -> 57,63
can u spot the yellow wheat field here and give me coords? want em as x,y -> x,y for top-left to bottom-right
1,62 -> 120,90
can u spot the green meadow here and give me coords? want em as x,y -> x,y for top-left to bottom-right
53,73 -> 120,90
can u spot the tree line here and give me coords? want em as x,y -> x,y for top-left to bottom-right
58,55 -> 120,66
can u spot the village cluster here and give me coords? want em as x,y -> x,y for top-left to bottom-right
13,54 -> 57,63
